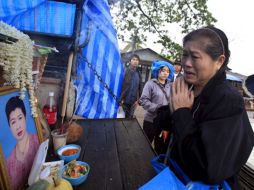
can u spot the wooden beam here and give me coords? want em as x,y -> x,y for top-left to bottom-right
61,52 -> 74,123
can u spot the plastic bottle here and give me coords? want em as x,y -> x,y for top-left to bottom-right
43,92 -> 57,129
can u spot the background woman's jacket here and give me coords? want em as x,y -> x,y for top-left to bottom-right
139,79 -> 171,123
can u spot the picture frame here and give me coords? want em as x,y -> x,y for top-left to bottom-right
0,87 -> 43,190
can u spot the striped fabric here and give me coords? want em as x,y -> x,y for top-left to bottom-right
0,0 -> 76,36
74,0 -> 124,118
0,0 -> 45,18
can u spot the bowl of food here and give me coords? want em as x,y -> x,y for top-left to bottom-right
61,160 -> 90,186
57,144 -> 81,163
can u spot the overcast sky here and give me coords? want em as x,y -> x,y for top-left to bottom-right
207,0 -> 254,76
118,0 -> 253,76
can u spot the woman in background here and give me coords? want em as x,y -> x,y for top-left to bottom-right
139,60 -> 174,154
5,96 -> 39,190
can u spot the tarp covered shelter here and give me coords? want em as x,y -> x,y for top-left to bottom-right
226,73 -> 242,82
243,74 -> 254,97
0,0 -> 124,118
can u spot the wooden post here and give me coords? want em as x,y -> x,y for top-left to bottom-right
61,52 -> 74,124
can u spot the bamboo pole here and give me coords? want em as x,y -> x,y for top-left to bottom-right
61,1 -> 84,124
61,52 -> 74,124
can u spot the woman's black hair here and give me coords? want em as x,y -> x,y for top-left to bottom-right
5,96 -> 26,125
183,26 -> 230,70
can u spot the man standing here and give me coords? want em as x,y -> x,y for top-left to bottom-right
173,60 -> 183,81
120,54 -> 142,118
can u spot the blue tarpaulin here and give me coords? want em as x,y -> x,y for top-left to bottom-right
74,0 -> 124,118
0,0 -> 76,36
0,0 -> 45,18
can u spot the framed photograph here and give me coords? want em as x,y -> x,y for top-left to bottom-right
0,87 -> 43,190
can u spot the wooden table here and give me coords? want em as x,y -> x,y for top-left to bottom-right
66,118 -> 156,190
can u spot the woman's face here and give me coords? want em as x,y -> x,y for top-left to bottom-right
182,40 -> 223,88
9,108 -> 27,141
158,66 -> 170,81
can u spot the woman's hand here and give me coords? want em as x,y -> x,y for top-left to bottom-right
170,77 -> 194,112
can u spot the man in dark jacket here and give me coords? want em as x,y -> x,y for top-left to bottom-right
120,54 -> 142,118
172,59 -> 183,81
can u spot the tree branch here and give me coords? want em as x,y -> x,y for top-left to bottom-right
134,0 -> 163,38
182,0 -> 198,18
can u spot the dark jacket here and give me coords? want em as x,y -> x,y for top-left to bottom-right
120,66 -> 142,104
172,72 -> 183,82
169,70 -> 254,189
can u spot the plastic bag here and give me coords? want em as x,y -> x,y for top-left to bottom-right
117,105 -> 125,118
139,167 -> 187,190
140,154 -> 231,190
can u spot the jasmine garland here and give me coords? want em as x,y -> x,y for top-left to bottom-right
0,21 -> 37,117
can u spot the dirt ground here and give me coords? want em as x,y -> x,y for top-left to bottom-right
134,105 -> 145,128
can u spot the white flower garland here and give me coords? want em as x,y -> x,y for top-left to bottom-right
0,21 -> 37,117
